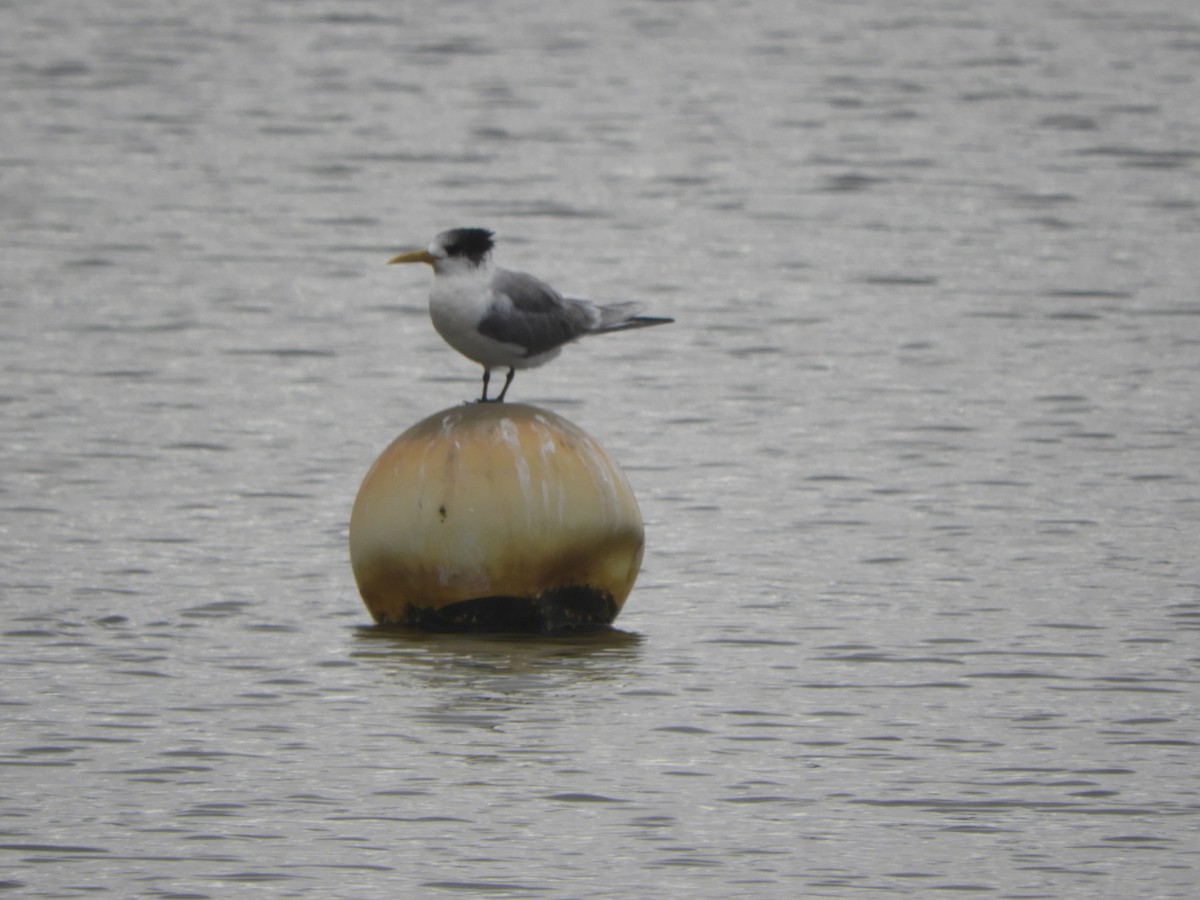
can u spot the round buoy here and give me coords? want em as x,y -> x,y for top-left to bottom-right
349,403 -> 644,632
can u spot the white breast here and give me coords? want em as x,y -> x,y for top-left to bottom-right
428,270 -> 527,368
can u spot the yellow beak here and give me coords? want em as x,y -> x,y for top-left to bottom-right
387,249 -> 436,266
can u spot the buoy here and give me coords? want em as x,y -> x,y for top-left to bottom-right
349,403 -> 644,632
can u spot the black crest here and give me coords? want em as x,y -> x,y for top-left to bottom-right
439,228 -> 495,264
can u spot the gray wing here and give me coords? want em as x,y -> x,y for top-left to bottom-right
478,268 -> 597,357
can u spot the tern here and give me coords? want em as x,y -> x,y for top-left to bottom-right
388,228 -> 673,402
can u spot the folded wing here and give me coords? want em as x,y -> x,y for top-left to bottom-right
478,268 -> 596,357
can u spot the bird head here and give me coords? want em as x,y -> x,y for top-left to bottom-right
389,228 -> 495,272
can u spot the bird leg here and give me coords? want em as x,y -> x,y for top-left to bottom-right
477,367 -> 516,400
495,367 -> 515,402
478,367 -> 514,402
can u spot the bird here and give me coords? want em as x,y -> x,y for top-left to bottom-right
388,228 -> 673,402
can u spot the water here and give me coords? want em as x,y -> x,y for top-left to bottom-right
3,0 -> 1199,896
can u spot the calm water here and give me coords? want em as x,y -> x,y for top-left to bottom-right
3,0 -> 1199,896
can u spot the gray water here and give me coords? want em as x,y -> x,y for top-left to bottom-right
3,0 -> 1199,896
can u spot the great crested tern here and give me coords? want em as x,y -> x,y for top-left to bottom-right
388,228 -> 673,402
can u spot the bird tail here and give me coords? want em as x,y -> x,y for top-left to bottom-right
591,301 -> 674,333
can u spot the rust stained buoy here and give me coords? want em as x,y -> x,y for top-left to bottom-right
349,403 -> 644,632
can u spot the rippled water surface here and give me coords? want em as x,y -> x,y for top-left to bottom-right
3,0 -> 1199,896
